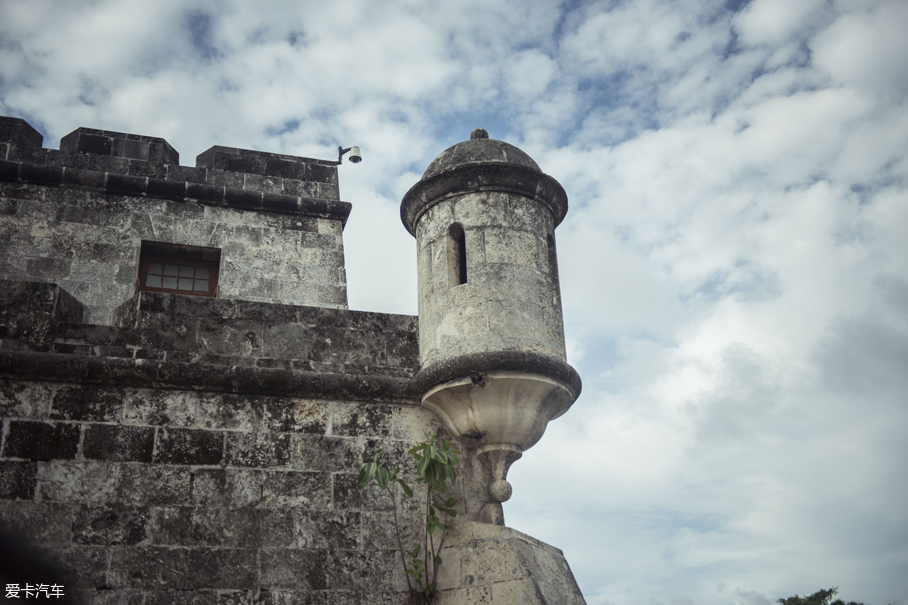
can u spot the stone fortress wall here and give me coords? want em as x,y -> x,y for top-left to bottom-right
0,119 -> 348,325
0,116 -> 586,604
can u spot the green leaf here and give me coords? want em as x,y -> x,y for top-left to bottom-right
376,466 -> 390,489
416,455 -> 430,477
435,555 -> 442,565
397,479 -> 413,498
357,462 -> 377,487
424,464 -> 437,485
445,497 -> 456,507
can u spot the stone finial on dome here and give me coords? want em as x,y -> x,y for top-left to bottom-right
470,128 -> 489,140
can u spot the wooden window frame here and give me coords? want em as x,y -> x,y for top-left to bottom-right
137,241 -> 221,298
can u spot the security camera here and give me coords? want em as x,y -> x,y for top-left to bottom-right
337,145 -> 363,165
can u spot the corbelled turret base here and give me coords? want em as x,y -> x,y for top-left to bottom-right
434,521 -> 587,604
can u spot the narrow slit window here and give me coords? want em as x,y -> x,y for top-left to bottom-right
448,223 -> 467,286
547,234 -> 560,284
138,241 -> 220,297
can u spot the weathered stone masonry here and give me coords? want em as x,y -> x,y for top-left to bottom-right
0,116 -> 586,604
0,118 -> 348,325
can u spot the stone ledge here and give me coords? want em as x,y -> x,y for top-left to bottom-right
411,351 -> 582,401
0,351 -> 417,403
0,159 -> 351,223
401,163 -> 568,236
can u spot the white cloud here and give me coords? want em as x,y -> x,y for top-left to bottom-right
811,0 -> 908,100
733,0 -> 828,46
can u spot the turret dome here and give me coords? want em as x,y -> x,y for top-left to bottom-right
401,128 -> 567,236
421,128 -> 541,180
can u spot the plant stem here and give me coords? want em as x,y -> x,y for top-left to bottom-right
387,484 -> 415,594
424,487 -> 431,591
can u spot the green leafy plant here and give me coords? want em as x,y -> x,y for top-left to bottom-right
358,431 -> 460,602
778,588 -> 867,605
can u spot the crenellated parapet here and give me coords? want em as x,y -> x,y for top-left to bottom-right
0,116 -> 350,323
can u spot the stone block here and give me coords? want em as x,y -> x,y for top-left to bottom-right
261,323 -> 312,360
114,465 -> 189,506
265,158 -> 307,181
435,585 -> 493,604
263,398 -> 327,434
0,381 -> 53,420
82,425 -> 155,463
143,589 -> 257,605
0,117 -> 43,147
60,127 -> 179,164
361,510 -> 421,552
225,431 -> 290,468
0,500 -> 73,543
186,548 -> 258,589
107,545 -> 189,589
0,281 -> 85,344
73,505 -> 149,545
259,470 -> 331,510
291,436 -> 362,473
151,506 -> 286,548
291,510 -> 359,549
326,550 -> 403,593
51,386 -> 123,422
331,402 -> 398,439
55,544 -> 112,589
37,460 -> 118,504
260,549 -> 328,591
87,589 -> 145,604
191,468 -> 262,508
0,460 -> 37,499
121,389 -> 195,428
332,472 -> 394,513
196,393 -> 264,431
196,318 -> 262,357
20,162 -> 64,186
127,159 -> 167,179
154,428 -> 223,466
3,421 -> 80,460
281,178 -> 319,198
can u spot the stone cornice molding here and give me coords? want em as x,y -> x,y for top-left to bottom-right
400,163 -> 568,235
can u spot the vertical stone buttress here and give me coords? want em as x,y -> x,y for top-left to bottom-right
402,129 -> 581,525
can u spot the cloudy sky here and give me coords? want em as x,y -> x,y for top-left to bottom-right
2,0 -> 907,603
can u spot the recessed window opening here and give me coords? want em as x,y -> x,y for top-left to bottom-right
448,223 -> 467,286
138,241 -> 221,297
